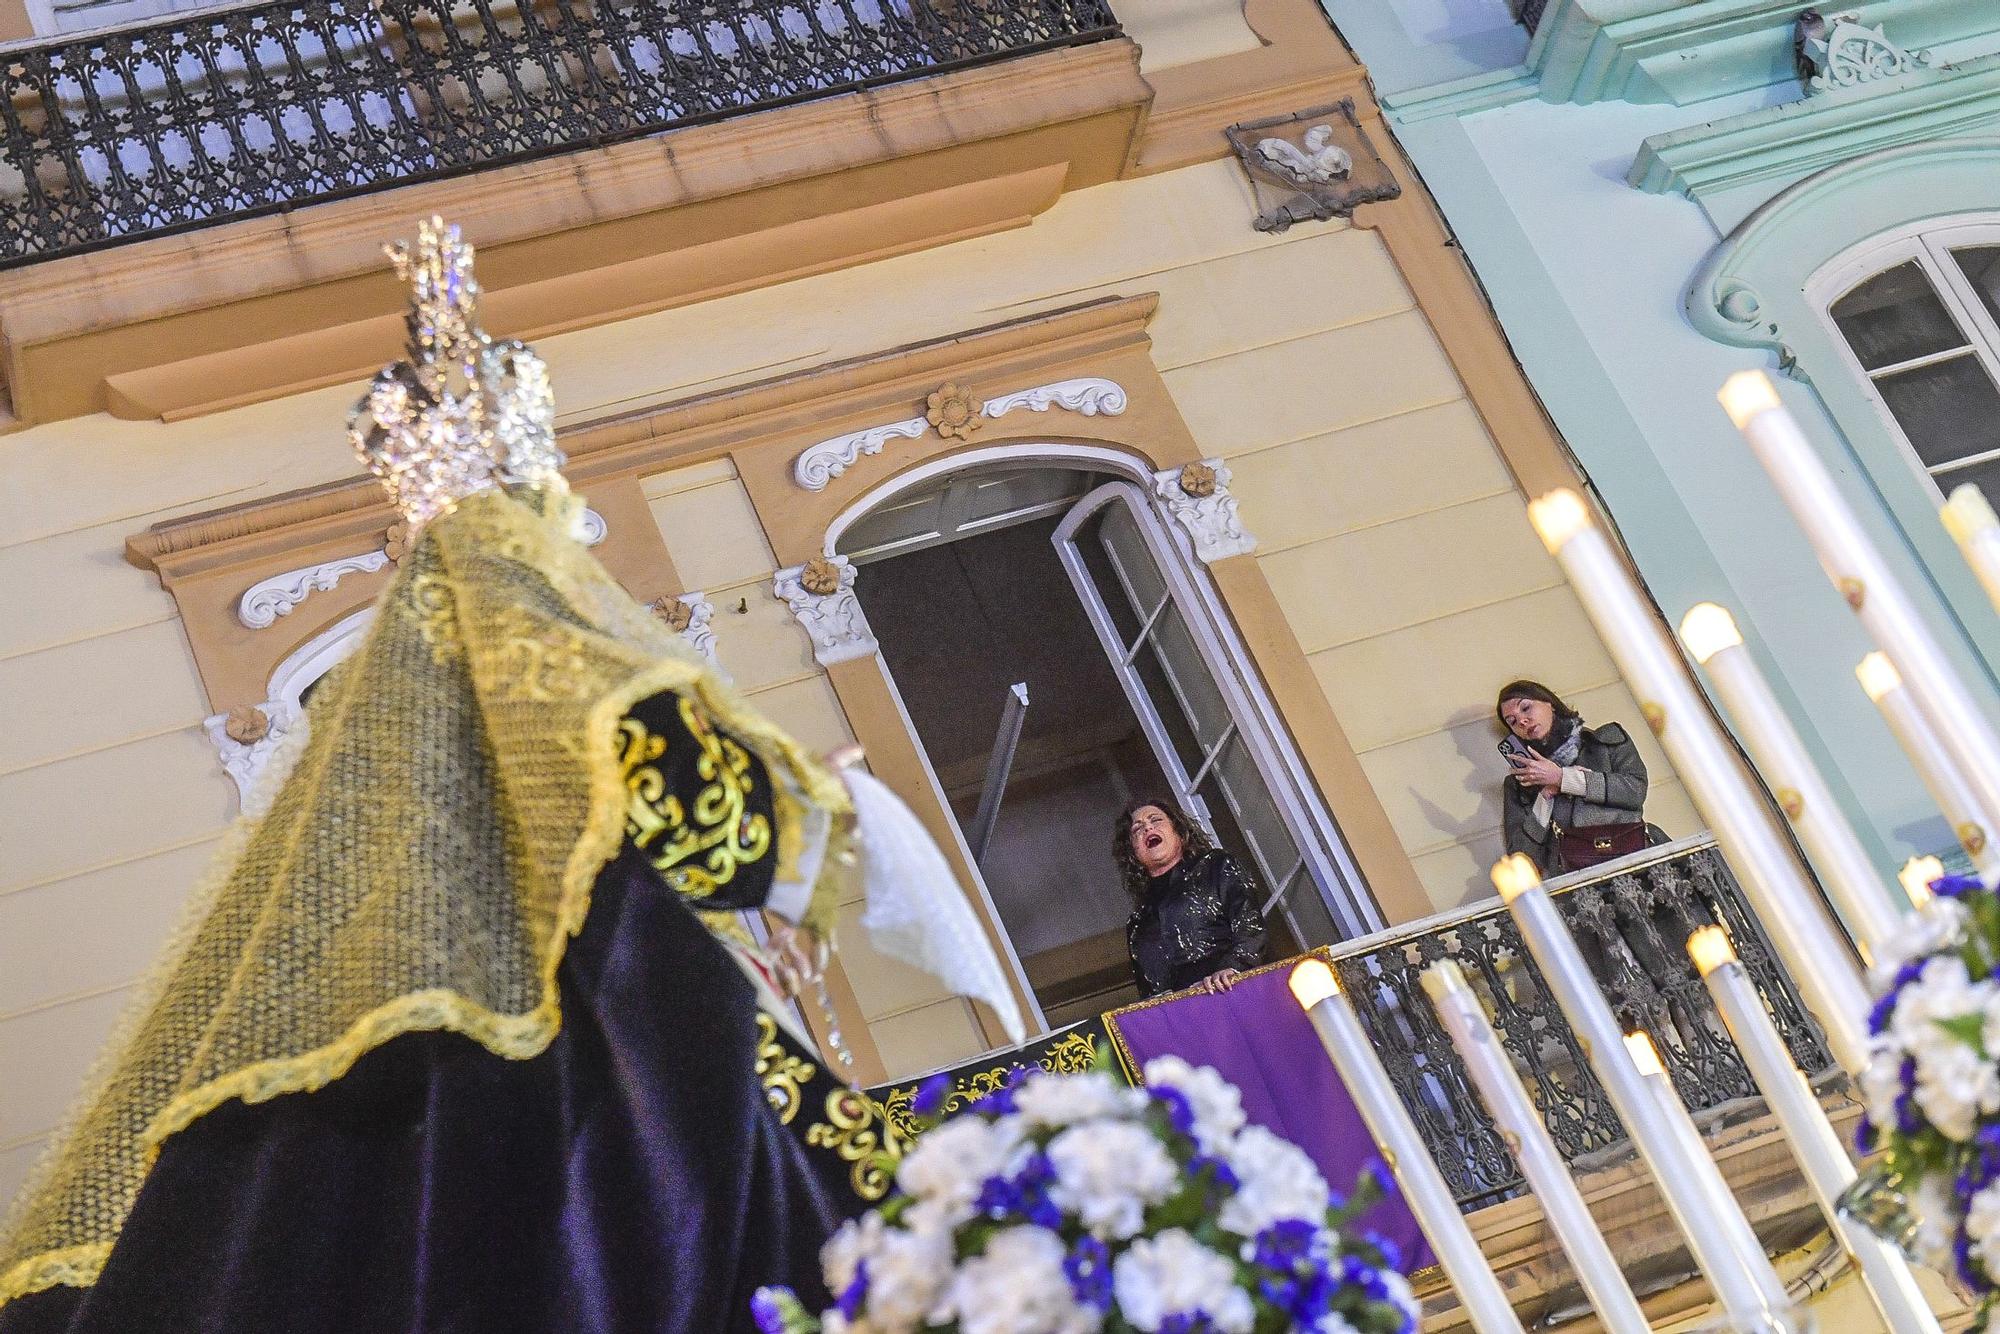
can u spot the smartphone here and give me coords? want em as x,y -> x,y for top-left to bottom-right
1497,737 -> 1531,769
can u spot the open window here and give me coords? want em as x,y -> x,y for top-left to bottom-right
840,459 -> 1374,1027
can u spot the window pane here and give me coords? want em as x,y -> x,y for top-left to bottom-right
1831,261 -> 1969,371
1931,454 -> 2000,511
1954,246 -> 2000,330
1208,733 -> 1299,893
1278,868 -> 1340,951
1092,503 -> 1170,651
1137,602 -> 1233,761
1071,509 -> 1142,648
1131,632 -> 1203,777
1874,353 -> 2000,470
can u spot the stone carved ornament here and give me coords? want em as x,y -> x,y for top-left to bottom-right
1152,459 -> 1256,563
237,508 -> 608,628
650,591 -> 719,666
1794,11 -> 1930,92
773,555 -> 877,665
791,377 -> 1128,491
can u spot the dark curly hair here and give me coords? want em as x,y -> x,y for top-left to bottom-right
1112,798 -> 1214,899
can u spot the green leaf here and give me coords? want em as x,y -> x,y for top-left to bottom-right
1934,1012 -> 1988,1052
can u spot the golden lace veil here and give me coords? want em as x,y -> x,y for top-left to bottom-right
0,220 -> 851,1308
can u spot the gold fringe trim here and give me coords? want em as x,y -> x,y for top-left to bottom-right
0,1243 -> 112,1306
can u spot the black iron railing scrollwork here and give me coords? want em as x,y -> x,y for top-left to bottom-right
0,0 -> 1118,267
1332,838 -> 1837,1213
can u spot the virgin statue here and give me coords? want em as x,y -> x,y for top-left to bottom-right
0,219 -> 1020,1334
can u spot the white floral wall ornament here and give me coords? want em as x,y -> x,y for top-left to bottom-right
204,698 -> 304,809
793,416 -> 930,491
790,378 -> 1131,490
981,377 -> 1128,420
1152,458 -> 1256,563
238,508 -> 605,630
237,552 -> 390,628
1797,12 -> 1931,92
773,555 -> 877,665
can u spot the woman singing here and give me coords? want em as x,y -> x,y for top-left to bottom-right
1118,799 -> 1266,999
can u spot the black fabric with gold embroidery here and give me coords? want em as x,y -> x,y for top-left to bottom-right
0,689 -> 873,1334
620,691 -> 777,907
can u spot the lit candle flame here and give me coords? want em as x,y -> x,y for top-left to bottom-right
1623,1030 -> 1667,1077
1527,488 -> 1591,554
1686,925 -> 1737,977
1491,852 -> 1543,904
1899,856 -> 1943,910
1288,958 -> 1339,1008
1856,652 -> 1902,703
1718,371 -> 1781,430
1678,602 -> 1744,665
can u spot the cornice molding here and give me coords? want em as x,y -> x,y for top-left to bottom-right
1631,52 -> 2000,202
1525,0 -> 1987,107
126,295 -> 1160,581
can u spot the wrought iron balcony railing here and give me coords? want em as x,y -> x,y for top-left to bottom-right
1333,836 -> 1839,1213
0,0 -> 1119,267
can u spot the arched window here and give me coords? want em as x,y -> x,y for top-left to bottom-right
1818,220 -> 2000,502
831,449 -> 1377,1022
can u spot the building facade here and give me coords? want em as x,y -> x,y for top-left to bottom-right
1326,0 -> 2000,888
0,0 -> 1940,1323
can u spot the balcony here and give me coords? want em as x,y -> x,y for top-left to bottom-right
1335,836 -> 1850,1320
0,0 -> 1119,268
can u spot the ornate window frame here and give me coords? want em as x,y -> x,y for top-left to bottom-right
1685,137 -> 2000,676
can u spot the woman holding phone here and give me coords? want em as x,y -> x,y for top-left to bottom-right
1496,679 -> 1664,877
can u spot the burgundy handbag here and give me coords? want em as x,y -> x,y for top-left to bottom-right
1554,820 -> 1649,872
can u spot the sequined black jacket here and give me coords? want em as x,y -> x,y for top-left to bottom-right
1126,849 -> 1267,998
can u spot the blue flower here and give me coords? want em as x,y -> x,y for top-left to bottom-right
1362,1230 -> 1403,1273
1854,1114 -> 1875,1154
913,1073 -> 953,1118
836,1260 -> 869,1321
974,1150 -> 1061,1228
1870,963 -> 1926,1034
1250,1219 -> 1321,1270
1159,1314 -> 1226,1334
1933,876 -> 1983,898
969,1066 -> 1031,1117
1065,1237 -> 1113,1312
1191,1152 -> 1240,1196
1153,1085 -> 1197,1138
749,1288 -> 792,1334
1342,1255 -> 1392,1302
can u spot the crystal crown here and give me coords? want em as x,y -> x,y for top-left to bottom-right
350,216 -> 563,529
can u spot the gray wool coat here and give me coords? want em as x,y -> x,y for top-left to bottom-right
1500,721 -> 1656,877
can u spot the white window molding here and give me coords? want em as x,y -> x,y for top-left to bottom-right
1810,214 -> 2000,502
773,555 -> 877,665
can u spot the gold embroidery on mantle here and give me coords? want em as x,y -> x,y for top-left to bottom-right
875,1032 -> 1101,1141
806,1089 -> 906,1202
618,697 -> 773,898
755,1013 -> 818,1126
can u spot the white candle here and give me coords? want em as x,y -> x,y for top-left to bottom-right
1857,652 -> 2000,884
1679,602 -> 1902,962
1721,372 -> 2000,847
1528,489 -> 1870,1073
1689,927 -> 1943,1333
1421,960 -> 1649,1334
1900,856 -> 1943,910
1289,959 -> 1525,1334
1942,484 -> 2000,614
1493,856 -> 1794,1328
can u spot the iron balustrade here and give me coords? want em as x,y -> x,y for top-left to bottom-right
0,0 -> 1118,266
1330,836 -> 1838,1212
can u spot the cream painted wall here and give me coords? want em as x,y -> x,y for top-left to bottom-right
0,157 -> 1697,1198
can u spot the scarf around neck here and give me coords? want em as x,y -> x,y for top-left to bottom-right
1531,714 -> 1584,766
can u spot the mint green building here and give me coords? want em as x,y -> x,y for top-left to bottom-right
1323,0 -> 2000,878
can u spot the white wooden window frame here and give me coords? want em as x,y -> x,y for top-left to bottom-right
827,443 -> 1385,949
1810,215 -> 2000,501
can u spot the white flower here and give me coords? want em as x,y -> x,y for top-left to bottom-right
1312,1317 -> 1361,1334
1142,1056 -> 1247,1152
943,1226 -> 1103,1334
1112,1229 -> 1255,1333
1218,1125 -> 1331,1238
1046,1120 -> 1181,1239
1858,1037 -> 1908,1134
1885,957 -> 2000,1141
1011,1071 -> 1143,1130
896,1115 -> 1026,1227
1869,899 -> 1969,989
820,1212 -> 954,1334
1969,1182 -> 2000,1285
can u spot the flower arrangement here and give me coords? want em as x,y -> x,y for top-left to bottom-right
755,1051 -> 1419,1334
1847,874 -> 2000,1326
